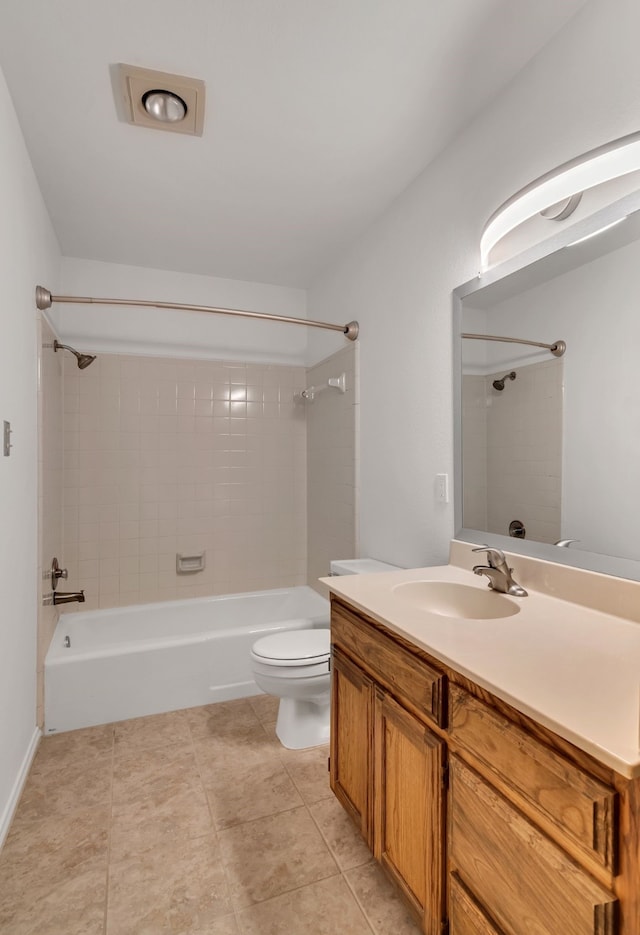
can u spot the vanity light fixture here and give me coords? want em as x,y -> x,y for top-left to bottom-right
480,130 -> 640,269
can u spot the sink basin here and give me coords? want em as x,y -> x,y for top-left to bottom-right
392,581 -> 520,619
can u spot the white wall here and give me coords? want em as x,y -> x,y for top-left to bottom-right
54,258 -> 310,366
307,0 -> 640,570
0,65 -> 60,842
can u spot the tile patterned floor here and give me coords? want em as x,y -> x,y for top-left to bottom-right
0,696 -> 423,934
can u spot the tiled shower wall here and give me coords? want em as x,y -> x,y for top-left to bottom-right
461,374 -> 488,532
62,355 -> 307,609
37,319 -> 63,724
462,358 -> 562,543
306,345 -> 358,589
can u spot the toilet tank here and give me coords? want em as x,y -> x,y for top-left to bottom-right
329,558 -> 401,576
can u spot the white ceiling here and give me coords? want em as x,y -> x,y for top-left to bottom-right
0,0 -> 587,287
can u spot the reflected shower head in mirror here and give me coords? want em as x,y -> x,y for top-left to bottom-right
53,340 -> 97,369
492,371 -> 516,391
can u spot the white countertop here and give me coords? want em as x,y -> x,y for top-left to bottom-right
321,543 -> 640,778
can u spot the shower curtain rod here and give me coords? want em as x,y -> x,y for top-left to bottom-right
35,286 -> 359,341
462,333 -> 566,357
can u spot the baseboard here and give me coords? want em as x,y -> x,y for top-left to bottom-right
0,727 -> 41,850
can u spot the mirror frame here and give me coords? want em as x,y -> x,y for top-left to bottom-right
453,187 -> 640,583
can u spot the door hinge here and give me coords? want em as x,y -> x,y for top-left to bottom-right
442,761 -> 449,789
327,756 -> 331,772
328,655 -> 331,672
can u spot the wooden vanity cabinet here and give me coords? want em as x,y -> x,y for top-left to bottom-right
330,601 -> 447,935
330,595 -> 640,935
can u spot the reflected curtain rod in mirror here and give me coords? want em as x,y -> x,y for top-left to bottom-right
34,285 -> 359,341
462,333 -> 566,357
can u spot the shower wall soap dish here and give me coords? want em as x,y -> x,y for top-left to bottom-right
176,552 -> 206,574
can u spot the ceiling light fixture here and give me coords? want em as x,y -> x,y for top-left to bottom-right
142,90 -> 187,124
480,130 -> 640,269
117,64 -> 205,136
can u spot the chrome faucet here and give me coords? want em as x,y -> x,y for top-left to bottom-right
472,547 -> 528,597
53,590 -> 85,605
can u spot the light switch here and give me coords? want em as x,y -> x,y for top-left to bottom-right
3,421 -> 11,457
435,473 -> 449,503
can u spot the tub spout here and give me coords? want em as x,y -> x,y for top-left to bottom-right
53,590 -> 85,605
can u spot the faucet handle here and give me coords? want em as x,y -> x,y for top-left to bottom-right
471,545 -> 506,567
51,556 -> 68,591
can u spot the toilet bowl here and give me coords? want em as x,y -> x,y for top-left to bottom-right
249,558 -> 401,750
250,629 -> 331,750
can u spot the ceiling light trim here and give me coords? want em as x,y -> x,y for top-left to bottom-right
480,130 -> 640,269
117,63 -> 205,136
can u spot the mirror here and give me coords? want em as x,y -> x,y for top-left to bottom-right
453,188 -> 640,582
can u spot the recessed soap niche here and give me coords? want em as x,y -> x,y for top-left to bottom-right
176,552 -> 206,575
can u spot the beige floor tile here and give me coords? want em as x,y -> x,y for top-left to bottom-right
16,759 -> 112,823
195,915 -> 242,935
248,693 -> 279,725
107,835 -> 233,935
113,709 -> 192,751
345,862 -> 424,935
193,719 -> 282,769
0,811 -> 109,907
186,700 -> 260,739
280,744 -> 332,805
204,757 -> 303,829
218,806 -> 339,909
2,697 -> 421,935
33,724 -> 114,770
236,875 -> 373,935
308,797 -> 373,871
112,745 -> 201,804
0,860 -> 107,935
110,781 -> 214,861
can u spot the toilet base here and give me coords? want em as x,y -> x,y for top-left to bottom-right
275,696 -> 330,750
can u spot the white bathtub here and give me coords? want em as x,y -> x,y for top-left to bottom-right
44,586 -> 329,733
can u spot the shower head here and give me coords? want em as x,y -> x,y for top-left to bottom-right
54,340 -> 97,370
492,371 -> 516,391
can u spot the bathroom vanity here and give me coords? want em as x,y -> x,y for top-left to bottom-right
323,544 -> 640,935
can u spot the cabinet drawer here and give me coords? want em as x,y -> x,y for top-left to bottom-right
449,757 -> 617,935
332,599 -> 445,728
449,684 -> 617,872
450,874 -> 505,935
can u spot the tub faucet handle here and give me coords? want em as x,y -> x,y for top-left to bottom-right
51,557 -> 68,590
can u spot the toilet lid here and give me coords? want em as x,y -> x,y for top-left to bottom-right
252,629 -> 330,662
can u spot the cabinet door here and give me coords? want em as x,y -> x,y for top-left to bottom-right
449,756 -> 617,935
330,646 -> 374,844
375,690 -> 446,935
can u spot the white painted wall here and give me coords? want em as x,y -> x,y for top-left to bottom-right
0,65 -> 60,842
308,0 -> 640,570
54,258 -> 310,366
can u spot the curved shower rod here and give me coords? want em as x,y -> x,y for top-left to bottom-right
35,286 -> 359,341
462,332 -> 566,357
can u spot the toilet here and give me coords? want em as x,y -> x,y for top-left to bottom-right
250,558 -> 400,749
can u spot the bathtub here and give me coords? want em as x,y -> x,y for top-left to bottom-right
44,586 -> 329,733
